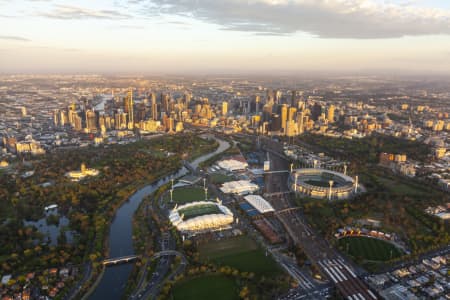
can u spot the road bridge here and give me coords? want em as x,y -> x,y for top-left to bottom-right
102,255 -> 140,266
264,191 -> 293,197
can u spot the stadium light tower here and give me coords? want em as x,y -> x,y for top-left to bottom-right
294,172 -> 298,192
328,180 -> 334,201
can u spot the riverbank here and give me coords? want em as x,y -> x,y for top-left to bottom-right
88,136 -> 230,300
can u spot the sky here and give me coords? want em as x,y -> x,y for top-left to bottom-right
0,0 -> 450,74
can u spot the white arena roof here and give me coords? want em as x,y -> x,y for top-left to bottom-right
244,195 -> 275,214
217,159 -> 248,172
220,180 -> 259,195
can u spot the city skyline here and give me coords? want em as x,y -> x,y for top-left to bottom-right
1,0 -> 450,74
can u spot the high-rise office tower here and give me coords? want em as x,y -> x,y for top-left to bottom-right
73,113 -> 82,131
183,93 -> 191,109
124,89 -> 134,125
291,91 -> 297,107
161,93 -> 170,115
262,103 -> 273,122
149,93 -> 156,105
60,110 -> 68,126
280,104 -> 288,134
297,111 -> 304,134
275,90 -> 282,104
151,97 -> 158,120
115,109 -> 127,130
270,114 -> 281,132
222,101 -> 228,116
311,103 -> 322,121
136,102 -> 147,122
266,89 -> 274,103
327,104 -> 335,123
288,107 -> 297,121
255,95 -> 261,114
53,109 -> 60,126
85,110 -> 97,132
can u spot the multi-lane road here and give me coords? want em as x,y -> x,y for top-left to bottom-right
261,138 -> 377,300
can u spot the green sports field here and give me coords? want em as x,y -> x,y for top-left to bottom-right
198,236 -> 281,276
164,187 -> 206,204
172,275 -> 238,300
178,203 -> 222,220
338,236 -> 403,261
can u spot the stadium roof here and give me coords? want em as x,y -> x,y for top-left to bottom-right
217,159 -> 248,172
244,195 -> 275,214
220,180 -> 259,195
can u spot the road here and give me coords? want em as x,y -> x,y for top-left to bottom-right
260,138 -> 377,300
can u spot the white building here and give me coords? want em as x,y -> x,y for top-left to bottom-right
243,195 -> 274,213
169,201 -> 233,232
220,180 -> 259,195
217,159 -> 248,172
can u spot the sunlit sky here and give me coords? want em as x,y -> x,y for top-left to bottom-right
1,0 -> 450,74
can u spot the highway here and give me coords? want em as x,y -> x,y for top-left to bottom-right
261,137 -> 377,300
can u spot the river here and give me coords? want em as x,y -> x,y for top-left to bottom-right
89,136 -> 229,299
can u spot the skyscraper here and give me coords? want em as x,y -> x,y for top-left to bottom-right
183,93 -> 191,109
280,104 -> 288,134
297,111 -> 304,134
288,107 -> 297,121
291,91 -> 297,108
222,101 -> 228,116
151,96 -> 158,120
85,109 -> 97,132
311,103 -> 322,121
255,95 -> 261,114
124,89 -> 134,126
327,104 -> 335,123
161,93 -> 170,115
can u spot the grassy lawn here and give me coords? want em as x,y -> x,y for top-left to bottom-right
172,275 -> 238,300
338,236 -> 403,261
198,236 -> 281,276
164,187 -> 207,204
210,173 -> 234,184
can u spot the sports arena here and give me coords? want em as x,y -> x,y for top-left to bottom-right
290,168 -> 360,200
169,201 -> 234,233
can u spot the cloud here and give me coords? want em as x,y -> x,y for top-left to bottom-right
138,0 -> 450,39
0,35 -> 31,42
40,4 -> 131,20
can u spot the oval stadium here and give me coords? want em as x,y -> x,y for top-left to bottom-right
290,168 -> 360,200
169,201 -> 234,233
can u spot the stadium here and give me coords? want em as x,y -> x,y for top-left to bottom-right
169,201 -> 234,233
290,168 -> 360,200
